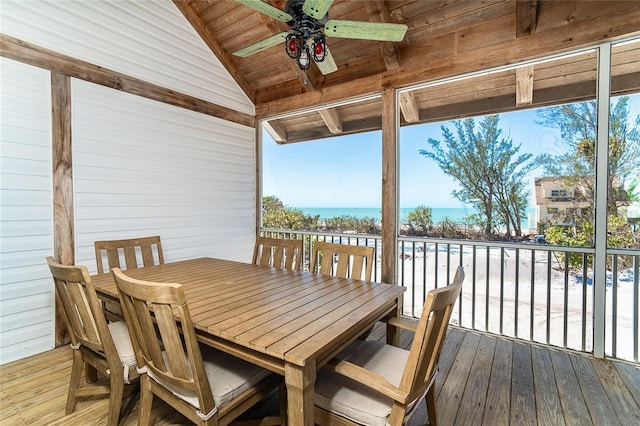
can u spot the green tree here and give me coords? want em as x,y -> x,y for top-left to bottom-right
406,205 -> 433,235
537,97 -> 640,214
546,214 -> 634,269
262,196 -> 319,230
420,115 -> 537,237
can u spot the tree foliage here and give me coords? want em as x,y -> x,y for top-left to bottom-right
262,196 -> 319,230
406,205 -> 433,235
545,214 -> 634,269
420,115 -> 537,237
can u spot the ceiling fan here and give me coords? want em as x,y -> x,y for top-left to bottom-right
233,0 -> 408,75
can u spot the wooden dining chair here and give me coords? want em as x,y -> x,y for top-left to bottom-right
112,268 -> 285,426
314,266 -> 464,426
310,241 -> 375,281
252,236 -> 303,271
94,236 -> 164,320
46,257 -> 138,426
94,235 -> 164,274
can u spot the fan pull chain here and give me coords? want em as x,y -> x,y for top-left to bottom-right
296,71 -> 309,86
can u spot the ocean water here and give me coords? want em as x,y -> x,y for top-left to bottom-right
298,207 -> 537,228
299,207 -> 472,223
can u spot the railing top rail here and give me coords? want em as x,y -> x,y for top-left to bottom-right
260,228 -> 382,241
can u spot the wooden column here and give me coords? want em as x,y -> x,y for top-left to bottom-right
51,72 -> 73,345
381,87 -> 398,285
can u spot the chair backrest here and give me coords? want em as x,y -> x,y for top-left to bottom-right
252,237 -> 303,271
400,266 -> 464,405
310,241 -> 375,281
94,236 -> 164,274
46,256 -> 119,362
112,268 -> 215,415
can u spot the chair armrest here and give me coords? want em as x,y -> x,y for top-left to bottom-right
325,358 -> 408,404
387,316 -> 418,332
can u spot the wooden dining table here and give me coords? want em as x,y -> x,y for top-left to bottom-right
91,257 -> 405,426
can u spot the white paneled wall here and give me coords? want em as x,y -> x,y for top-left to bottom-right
0,58 -> 54,364
0,0 -> 254,115
72,80 -> 256,274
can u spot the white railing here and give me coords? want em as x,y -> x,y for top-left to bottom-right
260,228 -> 639,363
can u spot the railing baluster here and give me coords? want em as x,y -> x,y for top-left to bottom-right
515,248 -> 520,338
500,247 -> 505,335
472,245 -> 477,330
582,254 -> 588,352
564,254 -> 569,348
485,246 -> 490,332
612,254 -> 618,358
547,251 -> 552,345
530,249 -> 535,341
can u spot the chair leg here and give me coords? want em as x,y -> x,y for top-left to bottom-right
66,349 -> 84,414
138,375 -> 153,425
106,373 -> 124,426
426,387 -> 438,426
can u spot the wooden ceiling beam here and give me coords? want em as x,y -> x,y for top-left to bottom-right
516,0 -> 538,38
363,0 -> 401,70
399,91 -> 419,123
319,108 -> 343,134
172,0 -> 256,104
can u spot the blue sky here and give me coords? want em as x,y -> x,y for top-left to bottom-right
262,96 -> 639,209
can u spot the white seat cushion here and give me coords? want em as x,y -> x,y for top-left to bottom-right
149,344 -> 271,411
107,320 -> 138,383
315,340 -> 410,426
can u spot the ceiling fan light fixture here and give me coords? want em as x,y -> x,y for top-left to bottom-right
311,33 -> 326,62
285,32 -> 303,58
297,46 -> 311,70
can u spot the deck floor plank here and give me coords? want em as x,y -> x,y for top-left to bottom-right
549,348 -> 592,426
510,341 -> 536,425
455,335 -> 496,425
569,353 -> 621,426
1,325 -> 639,425
591,357 -> 640,424
530,345 -> 565,426
482,337 -> 513,426
437,331 -> 480,425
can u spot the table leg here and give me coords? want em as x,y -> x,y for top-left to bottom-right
386,298 -> 401,346
285,361 -> 316,426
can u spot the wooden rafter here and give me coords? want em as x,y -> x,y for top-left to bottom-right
399,91 -> 419,123
319,108 -> 343,134
172,0 -> 256,103
363,0 -> 401,70
516,0 -> 538,38
516,65 -> 535,106
263,120 -> 287,143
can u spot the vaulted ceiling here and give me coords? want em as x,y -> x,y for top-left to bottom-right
174,0 -> 640,142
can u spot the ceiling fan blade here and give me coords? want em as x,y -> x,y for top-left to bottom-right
235,0 -> 293,22
233,32 -> 287,57
325,20 -> 408,42
307,40 -> 337,75
302,0 -> 334,20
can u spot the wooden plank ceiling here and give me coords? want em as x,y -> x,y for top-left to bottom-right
175,0 -> 640,143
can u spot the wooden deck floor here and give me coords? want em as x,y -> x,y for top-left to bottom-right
1,325 -> 639,425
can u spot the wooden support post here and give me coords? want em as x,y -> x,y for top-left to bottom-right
381,87 -> 398,285
51,72 -> 74,345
